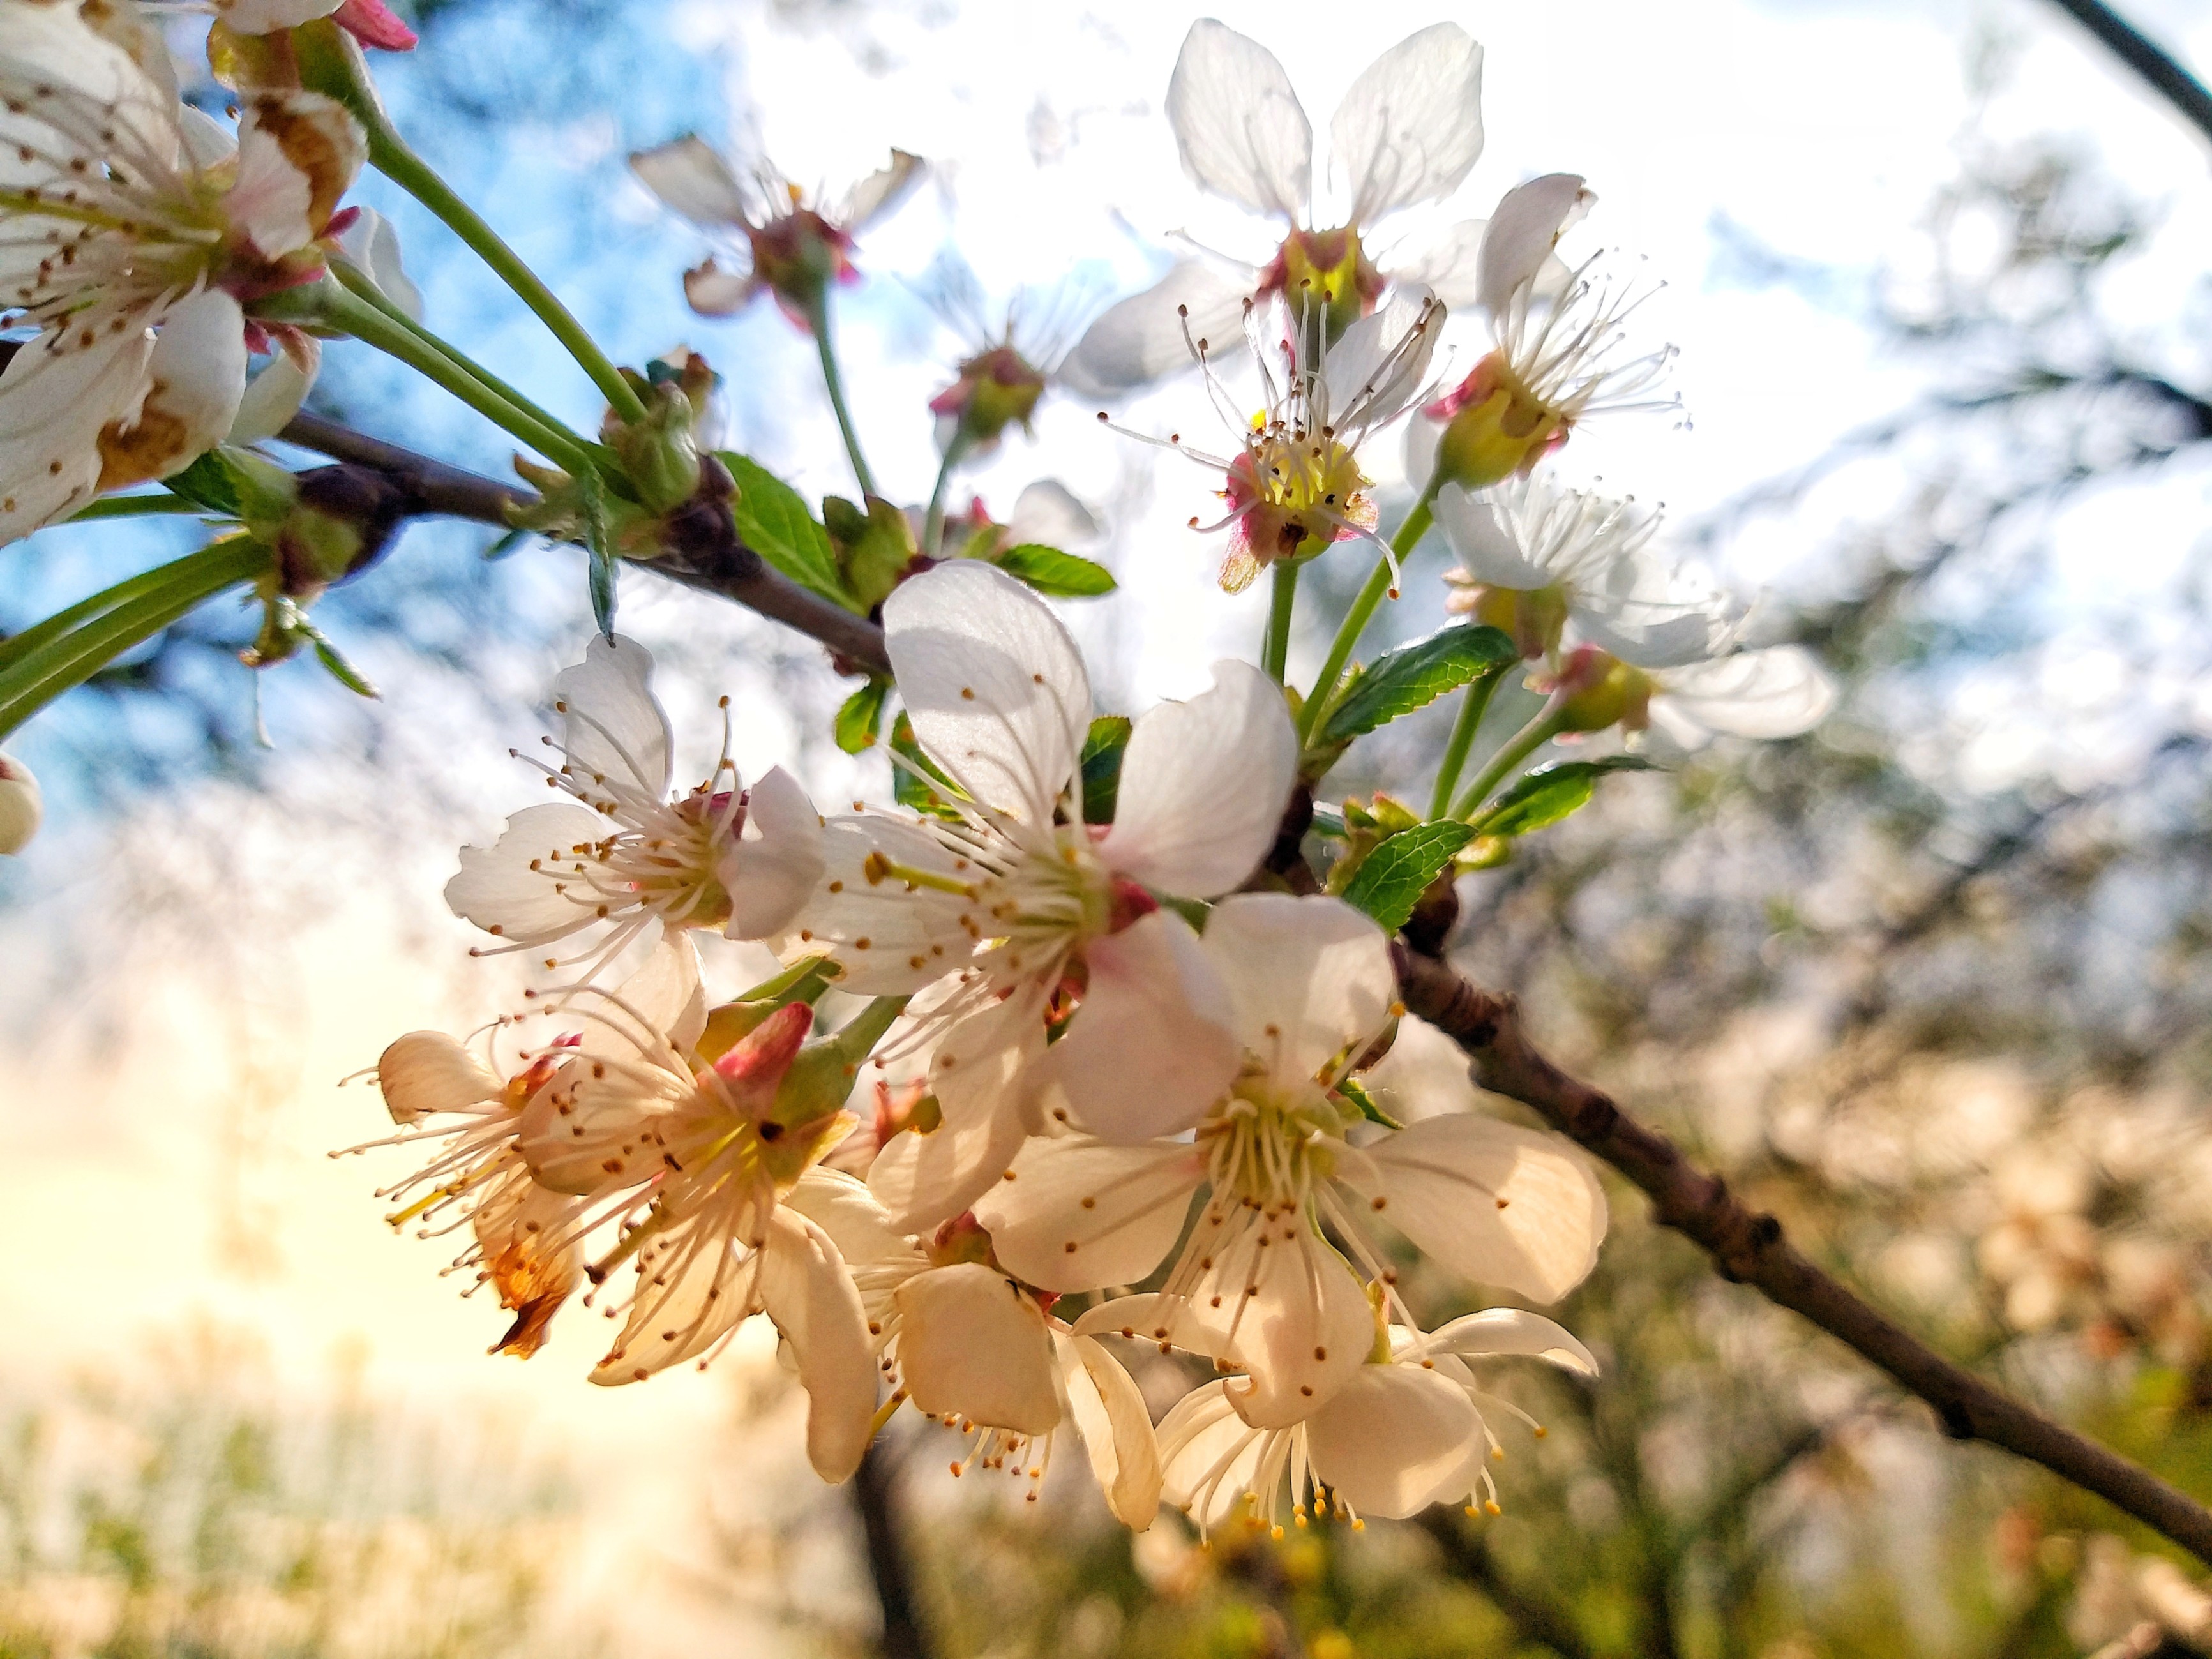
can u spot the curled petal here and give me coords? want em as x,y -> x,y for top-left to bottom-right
375,1032 -> 503,1125
1166,20 -> 1311,220
722,765 -> 826,940
0,754 -> 41,855
1477,174 -> 1593,318
1330,24 -> 1484,226
843,149 -> 925,232
336,207 -> 421,319
1156,1380 -> 1263,1531
228,334 -> 320,446
229,92 -> 366,259
894,1262 -> 1060,1435
760,1208 -> 879,1482
1429,1308 -> 1600,1377
1058,1331 -> 1162,1529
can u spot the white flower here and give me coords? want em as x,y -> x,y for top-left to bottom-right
1636,646 -> 1839,752
785,560 -> 1295,1229
1434,472 -> 1733,668
788,1173 -> 1163,1527
0,752 -> 38,853
0,1 -> 365,541
974,894 -> 1607,1427
1153,1310 -> 1597,1536
446,633 -> 825,972
1064,20 -> 1486,394
629,135 -> 922,329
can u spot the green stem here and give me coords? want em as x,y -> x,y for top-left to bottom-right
0,540 -> 267,738
1296,490 -> 1438,746
331,260 -> 595,465
363,131 -> 647,424
1263,560 -> 1300,683
922,428 -> 972,556
61,495 -> 214,523
806,293 -> 878,497
0,548 -> 229,678
1429,666 -> 1504,819
279,283 -> 598,476
1452,703 -> 1569,821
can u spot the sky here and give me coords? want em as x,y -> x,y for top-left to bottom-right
3,0 -> 2212,1651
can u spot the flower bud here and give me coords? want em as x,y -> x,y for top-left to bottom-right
275,463 -> 421,596
746,197 -> 857,329
824,493 -> 922,613
603,375 -> 703,516
1447,583 -> 1570,661
1421,350 -> 1572,493
0,754 -> 41,856
1550,645 -> 1653,735
929,344 -> 1047,451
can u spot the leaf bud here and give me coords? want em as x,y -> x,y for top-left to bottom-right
824,493 -> 923,613
603,375 -> 703,516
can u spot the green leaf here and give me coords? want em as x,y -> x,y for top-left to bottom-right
306,631 -> 379,699
719,453 -> 852,610
1080,715 -> 1132,823
1323,623 -> 1515,742
835,678 -> 891,754
891,712 -> 968,820
1339,820 -> 1477,933
162,451 -> 246,517
1470,757 -> 1656,840
994,543 -> 1117,598
578,470 -> 617,638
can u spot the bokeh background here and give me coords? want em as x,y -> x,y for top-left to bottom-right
5,0 -> 2212,1653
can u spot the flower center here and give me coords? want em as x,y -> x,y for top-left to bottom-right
1226,428 -> 1371,566
1200,1074 -> 1350,1210
1258,225 -> 1383,359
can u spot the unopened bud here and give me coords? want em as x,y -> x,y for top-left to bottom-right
824,493 -> 922,612
604,377 -> 703,515
0,753 -> 41,855
1551,645 -> 1653,735
929,345 -> 1047,450
1448,583 -> 1569,661
1422,350 -> 1571,492
276,463 -> 421,596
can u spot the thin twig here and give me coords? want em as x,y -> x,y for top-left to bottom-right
1389,942 -> 2212,1569
276,412 -> 892,673
2043,0 -> 2212,147
850,1441 -> 933,1659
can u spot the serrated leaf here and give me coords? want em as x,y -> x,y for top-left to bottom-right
720,453 -> 853,610
891,712 -> 968,820
1080,714 -> 1132,823
835,678 -> 890,754
1339,820 -> 1477,933
1323,623 -> 1516,742
1470,757 -> 1655,839
993,543 -> 1117,598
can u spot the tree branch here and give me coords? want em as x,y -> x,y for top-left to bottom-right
1417,1513 -> 1598,1659
2043,0 -> 2212,148
276,412 -> 892,674
1389,941 -> 2212,1570
850,1441 -> 934,1659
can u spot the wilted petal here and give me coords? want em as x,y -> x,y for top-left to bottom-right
1304,1363 -> 1485,1518
1330,24 -> 1484,226
1199,894 -> 1396,1083
229,91 -> 365,259
894,1262 -> 1060,1435
1166,20 -> 1311,220
1031,912 -> 1240,1142
1097,661 -> 1295,897
1058,1331 -> 1162,1528
1058,260 -> 1254,398
975,1136 -> 1202,1293
94,288 -> 246,492
375,1032 -> 502,1125
1355,1113 -> 1606,1303
882,561 -> 1090,828
1477,174 -> 1593,317
722,765 -> 826,940
1651,647 -> 1836,743
760,1208 -> 878,1481
552,633 -> 674,802
630,135 -> 750,227
1429,1307 -> 1599,1376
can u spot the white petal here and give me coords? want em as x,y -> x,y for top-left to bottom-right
1096,660 -> 1295,898
1433,484 -> 1552,590
974,1136 -> 1202,1292
177,106 -> 239,170
784,1166 -> 921,1276
882,561 -> 1089,827
1166,20 -> 1311,220
227,93 -> 365,260
0,323 -> 154,546
789,816 -> 975,995
1216,1225 -> 1375,1429
1388,218 -> 1488,308
684,258 -> 754,316
1569,558 -> 1736,671
228,335 -> 319,446
336,206 -> 421,319
1319,284 -> 1441,428
841,149 -> 924,231
96,288 -> 246,490
1653,647 -> 1837,742
629,135 -> 750,227
1199,894 -> 1396,1083
1357,1114 -> 1606,1303
1030,912 -> 1240,1142
894,1262 -> 1060,1435
610,934 -> 709,1055
0,754 -> 41,856
1058,1331 -> 1163,1528
375,1032 -> 502,1125
1477,174 -> 1593,317
1330,24 -> 1484,226
1429,1308 -> 1599,1377
867,987 -> 1044,1230
1057,260 -> 1255,398
444,800 -> 612,944
553,633 -> 674,801
1007,480 -> 1101,548
760,1208 -> 879,1482
1304,1364 -> 1484,1518
591,1222 -> 755,1384
1157,1381 -> 1264,1530
723,766 -> 826,940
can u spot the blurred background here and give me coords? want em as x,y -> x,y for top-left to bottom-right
5,0 -> 2212,1653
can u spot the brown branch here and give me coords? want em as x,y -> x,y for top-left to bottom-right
277,411 -> 892,674
1389,942 -> 2212,1570
2043,0 -> 2212,148
850,1441 -> 934,1659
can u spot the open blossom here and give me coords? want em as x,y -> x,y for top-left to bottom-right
446,633 -> 824,972
629,135 -> 922,330
1154,1312 -> 1598,1536
1554,640 -> 1839,754
781,560 -> 1296,1229
788,1175 -> 1162,1526
1436,473 -> 1733,667
1110,286 -> 1441,593
974,894 -> 1606,1425
1064,20 -> 1485,394
0,0 -> 366,543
